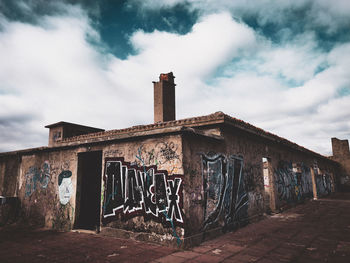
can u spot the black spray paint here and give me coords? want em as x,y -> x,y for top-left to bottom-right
136,148 -> 182,246
315,171 -> 333,196
201,154 -> 248,230
102,158 -> 183,227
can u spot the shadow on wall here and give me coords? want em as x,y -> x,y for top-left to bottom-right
0,197 -> 21,226
200,153 -> 249,232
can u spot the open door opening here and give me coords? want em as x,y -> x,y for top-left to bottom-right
262,157 -> 274,213
74,151 -> 102,230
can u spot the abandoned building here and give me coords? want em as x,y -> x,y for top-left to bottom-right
0,72 -> 350,247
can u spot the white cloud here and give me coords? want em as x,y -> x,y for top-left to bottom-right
0,3 -> 349,156
256,33 -> 326,84
107,12 -> 257,116
0,9 -> 257,151
0,6 -> 118,151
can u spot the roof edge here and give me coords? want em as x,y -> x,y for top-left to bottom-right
45,121 -> 104,131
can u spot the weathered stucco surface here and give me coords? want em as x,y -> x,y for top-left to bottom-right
181,125 -> 339,246
0,155 -> 19,197
100,135 -> 184,245
18,150 -> 77,230
0,134 -> 185,245
0,116 -> 345,247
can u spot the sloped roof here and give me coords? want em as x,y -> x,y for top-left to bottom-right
60,111 -> 226,143
45,121 -> 104,132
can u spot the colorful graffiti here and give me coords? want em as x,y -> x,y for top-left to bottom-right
201,154 -> 248,230
25,161 -> 51,196
315,171 -> 333,196
102,157 -> 184,227
58,170 -> 73,205
274,162 -> 313,203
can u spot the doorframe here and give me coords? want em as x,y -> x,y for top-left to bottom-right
74,150 -> 103,230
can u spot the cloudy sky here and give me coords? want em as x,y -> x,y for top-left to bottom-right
0,0 -> 349,155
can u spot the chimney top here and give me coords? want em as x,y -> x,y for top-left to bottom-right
159,72 -> 175,82
153,72 -> 176,123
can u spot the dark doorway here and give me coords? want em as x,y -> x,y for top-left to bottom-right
74,151 -> 102,230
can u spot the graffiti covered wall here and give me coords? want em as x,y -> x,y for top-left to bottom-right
274,161 -> 335,207
18,153 -> 76,229
100,136 -> 185,245
315,171 -> 333,196
102,157 -> 184,227
200,153 -> 248,231
135,142 -> 182,175
24,161 -> 51,197
274,161 -> 313,204
0,121 -> 342,247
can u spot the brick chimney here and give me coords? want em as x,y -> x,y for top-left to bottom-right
153,72 -> 176,123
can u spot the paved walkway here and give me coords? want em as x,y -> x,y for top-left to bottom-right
1,193 -> 350,263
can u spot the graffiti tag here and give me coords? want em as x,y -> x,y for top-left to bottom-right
102,158 -> 184,227
25,161 -> 51,196
274,162 -> 313,203
201,154 -> 248,230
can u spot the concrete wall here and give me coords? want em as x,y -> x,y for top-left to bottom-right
18,149 -> 77,229
0,155 -> 21,226
0,126 -> 341,247
99,135 -> 184,246
181,125 -> 339,246
181,131 -> 229,246
0,134 -> 185,246
0,154 -> 20,196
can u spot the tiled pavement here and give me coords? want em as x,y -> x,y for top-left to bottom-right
1,193 -> 350,263
154,193 -> 350,263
